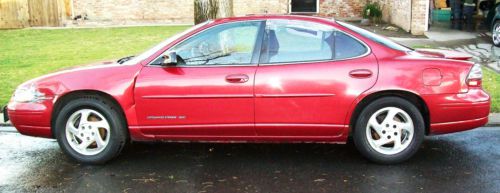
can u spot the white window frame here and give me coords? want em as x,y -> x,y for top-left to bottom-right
289,0 -> 320,14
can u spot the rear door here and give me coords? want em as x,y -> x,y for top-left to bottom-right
254,19 -> 378,137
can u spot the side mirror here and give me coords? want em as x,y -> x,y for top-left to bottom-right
161,51 -> 177,66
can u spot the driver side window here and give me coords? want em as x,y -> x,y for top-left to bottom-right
154,21 -> 262,66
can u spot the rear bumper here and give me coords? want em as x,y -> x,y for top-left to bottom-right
430,116 -> 489,135
424,88 -> 491,135
5,101 -> 53,138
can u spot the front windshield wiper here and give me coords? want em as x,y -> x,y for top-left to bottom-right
117,56 -> 135,64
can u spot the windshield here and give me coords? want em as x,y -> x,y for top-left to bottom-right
337,21 -> 412,52
121,21 -> 211,65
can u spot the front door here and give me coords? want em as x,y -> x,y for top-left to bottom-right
134,21 -> 264,136
254,19 -> 378,137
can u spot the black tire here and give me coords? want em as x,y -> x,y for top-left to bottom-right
353,97 -> 424,164
493,20 -> 500,47
54,95 -> 127,164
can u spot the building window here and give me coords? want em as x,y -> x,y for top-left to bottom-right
290,0 -> 319,13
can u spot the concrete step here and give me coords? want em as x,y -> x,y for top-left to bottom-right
488,113 -> 500,127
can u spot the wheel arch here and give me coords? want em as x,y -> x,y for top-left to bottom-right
50,90 -> 128,138
349,90 -> 431,136
492,17 -> 500,31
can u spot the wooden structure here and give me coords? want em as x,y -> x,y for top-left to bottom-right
0,0 -> 72,29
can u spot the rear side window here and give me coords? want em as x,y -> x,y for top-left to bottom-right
260,19 -> 335,64
337,21 -> 411,52
259,19 -> 369,64
334,32 -> 368,60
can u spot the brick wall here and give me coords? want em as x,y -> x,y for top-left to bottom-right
70,0 -> 365,26
231,0 -> 364,18
71,0 -> 194,25
232,0 -> 288,16
319,0 -> 364,19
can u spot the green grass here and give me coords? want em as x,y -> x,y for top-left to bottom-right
0,26 -> 499,112
0,26 -> 190,105
483,67 -> 500,112
410,45 -> 435,49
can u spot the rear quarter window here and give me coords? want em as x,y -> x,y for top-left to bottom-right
334,32 -> 368,60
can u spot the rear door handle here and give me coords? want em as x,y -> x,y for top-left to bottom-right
226,74 -> 249,83
349,69 -> 373,78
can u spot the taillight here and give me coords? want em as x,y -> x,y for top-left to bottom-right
466,64 -> 482,87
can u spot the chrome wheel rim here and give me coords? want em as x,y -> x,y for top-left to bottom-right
493,24 -> 500,45
65,109 -> 110,156
366,107 -> 414,155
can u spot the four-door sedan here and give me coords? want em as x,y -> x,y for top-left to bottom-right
2,15 -> 490,164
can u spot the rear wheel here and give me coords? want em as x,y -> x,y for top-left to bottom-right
353,97 -> 424,164
492,21 -> 500,47
54,95 -> 127,164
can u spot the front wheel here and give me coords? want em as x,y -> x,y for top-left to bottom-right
353,97 -> 424,164
54,95 -> 127,164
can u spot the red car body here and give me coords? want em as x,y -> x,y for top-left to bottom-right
5,15 -> 490,143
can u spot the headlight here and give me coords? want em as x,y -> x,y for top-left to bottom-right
12,84 -> 48,103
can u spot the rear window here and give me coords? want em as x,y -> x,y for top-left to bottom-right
337,21 -> 412,52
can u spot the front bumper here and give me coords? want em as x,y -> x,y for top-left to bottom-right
5,101 -> 53,138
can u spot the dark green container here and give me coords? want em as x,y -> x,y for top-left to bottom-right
433,9 -> 451,21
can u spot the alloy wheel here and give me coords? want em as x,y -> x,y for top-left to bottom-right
493,23 -> 500,45
65,109 -> 111,156
365,107 -> 414,155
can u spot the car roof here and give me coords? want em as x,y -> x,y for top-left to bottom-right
212,14 -> 337,24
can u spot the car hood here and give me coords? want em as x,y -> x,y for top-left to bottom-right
19,60 -> 138,89
56,60 -> 118,71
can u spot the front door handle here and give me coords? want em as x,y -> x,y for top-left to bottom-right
349,69 -> 373,78
226,74 -> 249,83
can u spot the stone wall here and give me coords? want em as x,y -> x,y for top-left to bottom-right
373,0 -> 412,32
71,0 -> 194,25
371,0 -> 428,35
410,0 -> 428,35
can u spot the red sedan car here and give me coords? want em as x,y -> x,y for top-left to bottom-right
3,15 -> 490,164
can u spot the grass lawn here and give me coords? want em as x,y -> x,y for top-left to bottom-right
0,26 -> 190,106
483,67 -> 500,112
0,26 -> 499,112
